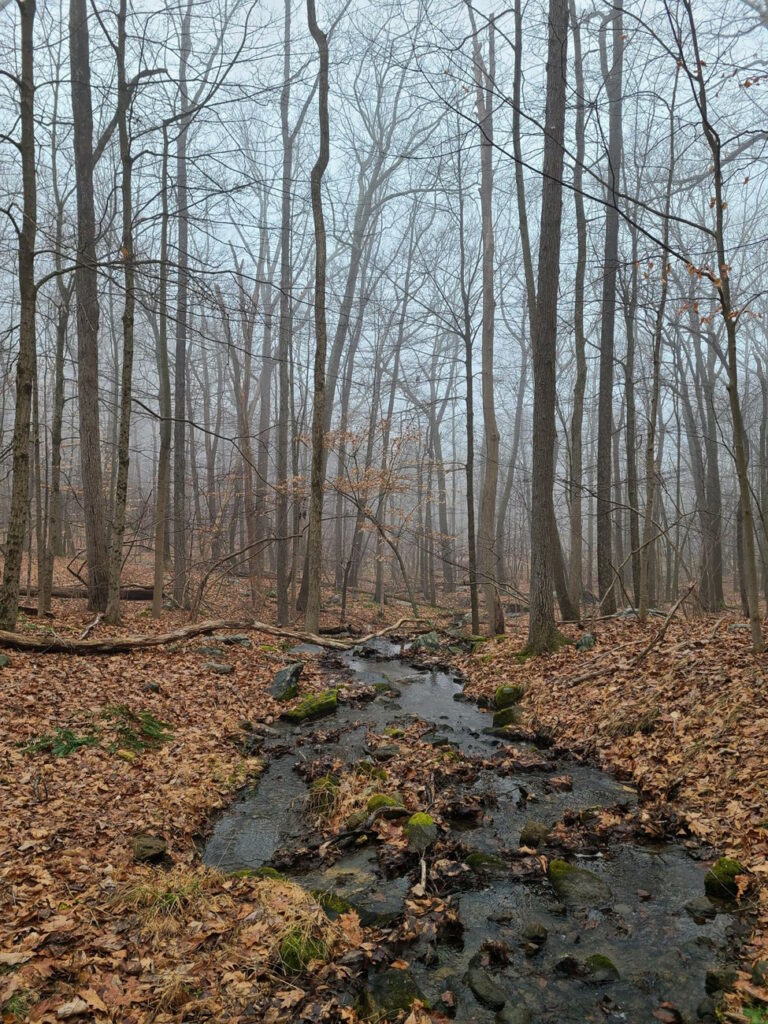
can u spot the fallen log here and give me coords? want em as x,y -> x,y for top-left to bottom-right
0,615 -> 429,656
20,584 -> 156,601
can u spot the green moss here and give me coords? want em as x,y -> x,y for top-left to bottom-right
313,889 -> 353,917
495,684 -> 525,708
704,856 -> 744,899
256,866 -> 285,880
280,688 -> 339,723
384,726 -> 405,738
493,706 -> 523,728
279,929 -> 328,972
406,812 -> 437,851
585,953 -> 619,979
227,868 -> 257,879
367,793 -> 404,812
465,851 -> 506,872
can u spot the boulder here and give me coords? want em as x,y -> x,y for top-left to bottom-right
547,858 -> 611,907
704,856 -> 744,899
280,688 -> 338,723
493,706 -> 523,728
466,958 -> 507,1011
412,631 -> 440,652
495,684 -> 525,708
519,820 -> 551,849
202,661 -> 232,675
357,968 -> 425,1020
130,833 -> 167,864
405,812 -> 438,852
271,662 -> 304,702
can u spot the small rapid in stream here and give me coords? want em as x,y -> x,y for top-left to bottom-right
203,639 -> 744,1023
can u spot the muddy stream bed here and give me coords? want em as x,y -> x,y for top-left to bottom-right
203,640 -> 744,1023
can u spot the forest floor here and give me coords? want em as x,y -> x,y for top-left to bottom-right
2,577 -> 768,1022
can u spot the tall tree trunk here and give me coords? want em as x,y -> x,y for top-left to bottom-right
69,0 -> 109,611
567,0 -> 587,613
470,15 -> 504,635
152,129 -> 172,617
596,0 -> 624,615
304,0 -> 329,634
173,1 -> 192,608
528,0 -> 569,652
106,0 -> 135,623
0,0 -> 37,630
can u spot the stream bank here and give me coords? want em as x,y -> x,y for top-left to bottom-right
203,637 -> 746,1023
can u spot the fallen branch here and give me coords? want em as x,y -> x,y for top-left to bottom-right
628,582 -> 697,667
0,615 -> 429,656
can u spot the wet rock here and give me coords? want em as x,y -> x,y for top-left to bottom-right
492,706 -> 523,728
271,662 -> 304,701
357,968 -> 425,1019
685,896 -> 717,923
130,833 -> 167,863
374,681 -> 400,697
545,774 -> 573,793
368,745 -> 399,762
547,858 -> 611,907
704,856 -> 744,899
406,812 -> 437,851
521,921 -> 548,952
203,661 -> 232,674
696,996 -> 718,1021
519,820 -> 551,849
280,688 -> 338,723
412,630 -> 440,652
465,851 -> 507,874
585,953 -> 620,983
466,959 -> 507,1011
496,1008 -> 532,1024
704,966 -> 737,994
495,684 -> 525,709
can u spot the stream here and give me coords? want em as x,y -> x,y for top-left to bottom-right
203,639 -> 743,1023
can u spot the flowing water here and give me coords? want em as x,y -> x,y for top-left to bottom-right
203,640 -> 743,1023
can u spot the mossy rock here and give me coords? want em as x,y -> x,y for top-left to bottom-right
412,631 -> 440,652
357,967 -> 426,1020
704,856 -> 744,899
493,706 -> 523,728
256,866 -> 285,880
373,681 -> 400,696
519,820 -> 551,849
576,633 -> 596,651
384,726 -> 405,738
585,953 -> 620,983
465,851 -> 507,873
279,929 -> 328,972
0,654 -> 11,669
548,858 -> 611,907
314,888 -> 354,918
405,812 -> 437,852
271,662 -> 303,702
280,688 -> 339,723
367,793 -> 404,812
495,684 -> 525,709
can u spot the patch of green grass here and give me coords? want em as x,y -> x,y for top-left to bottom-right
2,991 -> 34,1019
102,704 -> 173,753
23,727 -> 99,757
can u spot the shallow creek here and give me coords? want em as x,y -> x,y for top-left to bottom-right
203,640 -> 742,1023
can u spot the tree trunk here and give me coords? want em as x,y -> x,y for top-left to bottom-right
0,0 -> 37,630
304,0 -> 330,634
596,0 -> 624,616
528,0 -> 569,653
